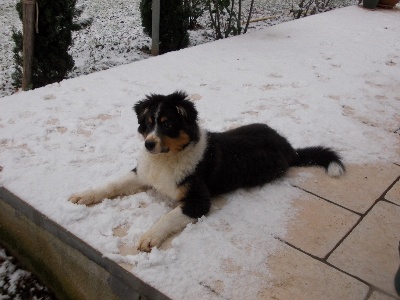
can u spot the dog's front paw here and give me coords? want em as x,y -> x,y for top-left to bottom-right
68,190 -> 102,205
137,230 -> 163,252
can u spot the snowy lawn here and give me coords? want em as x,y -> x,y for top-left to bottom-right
0,5 -> 399,300
0,0 -> 357,98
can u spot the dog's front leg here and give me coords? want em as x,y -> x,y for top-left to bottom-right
137,206 -> 195,252
69,170 -> 147,205
137,179 -> 211,252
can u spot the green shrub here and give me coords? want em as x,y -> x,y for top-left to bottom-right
12,0 -> 90,90
140,0 -> 189,53
205,0 -> 255,39
184,0 -> 206,30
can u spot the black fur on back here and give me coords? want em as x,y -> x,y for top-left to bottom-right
195,124 -> 298,196
186,123 -> 344,198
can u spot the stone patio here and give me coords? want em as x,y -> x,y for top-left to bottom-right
2,163 -> 398,300
110,163 -> 400,299
266,164 -> 400,299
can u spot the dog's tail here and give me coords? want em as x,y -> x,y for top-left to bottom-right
291,146 -> 345,177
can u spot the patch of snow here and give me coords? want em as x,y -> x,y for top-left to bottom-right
0,0 -> 357,98
0,246 -> 53,299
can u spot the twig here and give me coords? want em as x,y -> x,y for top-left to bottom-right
244,14 -> 280,24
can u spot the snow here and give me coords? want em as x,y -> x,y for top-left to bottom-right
0,0 -> 356,97
0,246 -> 53,299
0,5 -> 399,299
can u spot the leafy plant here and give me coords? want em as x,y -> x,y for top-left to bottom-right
184,0 -> 206,29
140,0 -> 189,53
205,0 -> 255,39
289,0 -> 345,19
12,0 -> 90,90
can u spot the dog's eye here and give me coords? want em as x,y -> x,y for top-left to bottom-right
162,121 -> 173,129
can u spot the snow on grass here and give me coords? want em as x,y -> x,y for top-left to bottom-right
0,0 -> 357,98
0,246 -> 54,299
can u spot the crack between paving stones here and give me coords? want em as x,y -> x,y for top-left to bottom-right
291,184 -> 362,216
325,175 -> 400,261
291,174 -> 400,261
275,236 -> 376,296
281,174 -> 400,299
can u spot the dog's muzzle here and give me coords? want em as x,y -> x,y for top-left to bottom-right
145,140 -> 156,151
144,137 -> 169,154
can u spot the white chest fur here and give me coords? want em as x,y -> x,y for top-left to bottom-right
136,129 -> 208,200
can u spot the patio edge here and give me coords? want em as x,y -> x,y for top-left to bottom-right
0,187 -> 170,300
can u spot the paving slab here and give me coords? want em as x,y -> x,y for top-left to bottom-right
279,190 -> 359,258
289,164 -> 400,213
328,201 -> 400,297
367,291 -> 398,300
260,242 -> 369,299
385,180 -> 400,206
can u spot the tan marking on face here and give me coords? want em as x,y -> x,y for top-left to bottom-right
138,108 -> 148,122
147,116 -> 153,124
146,132 -> 158,141
160,116 -> 168,123
163,130 -> 190,152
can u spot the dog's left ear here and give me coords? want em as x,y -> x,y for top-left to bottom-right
172,91 -> 198,123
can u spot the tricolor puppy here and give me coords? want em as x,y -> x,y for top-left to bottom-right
69,91 -> 345,252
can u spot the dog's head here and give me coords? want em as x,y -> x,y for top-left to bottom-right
134,91 -> 199,154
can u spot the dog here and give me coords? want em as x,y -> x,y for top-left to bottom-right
69,91 -> 345,252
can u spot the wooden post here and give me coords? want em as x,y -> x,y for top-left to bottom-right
22,0 -> 36,90
151,0 -> 160,56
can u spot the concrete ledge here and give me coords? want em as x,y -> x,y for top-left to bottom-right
0,187 -> 169,300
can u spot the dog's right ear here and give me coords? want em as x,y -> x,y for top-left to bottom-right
133,99 -> 149,122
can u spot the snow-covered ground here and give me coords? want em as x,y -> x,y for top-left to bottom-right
0,246 -> 54,299
0,0 -> 357,98
1,2 -> 399,299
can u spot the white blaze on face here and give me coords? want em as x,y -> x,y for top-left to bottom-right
143,103 -> 164,154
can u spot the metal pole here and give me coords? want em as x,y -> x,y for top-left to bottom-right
151,0 -> 160,56
22,0 -> 36,90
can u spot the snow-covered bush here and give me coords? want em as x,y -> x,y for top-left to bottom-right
11,0 -> 90,90
205,0 -> 255,39
140,0 -> 189,53
289,0 -> 354,18
185,0 -> 206,29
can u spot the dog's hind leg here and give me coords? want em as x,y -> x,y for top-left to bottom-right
69,170 -> 147,205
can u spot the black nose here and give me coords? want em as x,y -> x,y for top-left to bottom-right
145,140 -> 156,151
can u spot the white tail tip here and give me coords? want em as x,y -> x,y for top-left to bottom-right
327,162 -> 345,177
